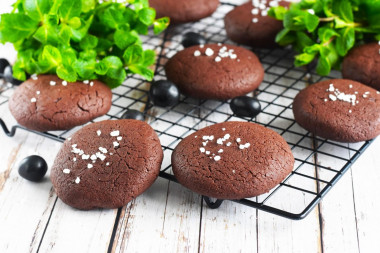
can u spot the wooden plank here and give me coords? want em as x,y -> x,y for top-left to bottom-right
350,138 -> 380,253
37,200 -> 117,253
316,142 -> 360,253
0,130 -> 59,252
111,177 -> 201,253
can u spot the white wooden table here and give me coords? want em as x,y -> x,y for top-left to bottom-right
1,1 -> 380,252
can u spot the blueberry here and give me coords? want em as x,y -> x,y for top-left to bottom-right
18,155 -> 48,182
149,80 -> 180,107
121,109 -> 145,121
182,32 -> 206,48
230,96 -> 261,118
0,58 -> 10,75
4,66 -> 23,86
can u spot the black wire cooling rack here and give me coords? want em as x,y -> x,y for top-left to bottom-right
0,1 -> 374,220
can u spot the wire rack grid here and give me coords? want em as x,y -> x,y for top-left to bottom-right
0,1 -> 373,220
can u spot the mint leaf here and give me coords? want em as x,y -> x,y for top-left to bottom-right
153,17 -> 170,34
142,49 -> 156,67
114,29 -> 138,50
57,65 -> 77,82
138,8 -> 156,25
80,34 -> 98,50
23,0 -> 51,21
0,13 -> 39,43
332,0 -> 353,22
59,0 -> 82,21
41,45 -> 62,67
123,44 -> 143,65
128,65 -> 153,81
335,27 -> 355,56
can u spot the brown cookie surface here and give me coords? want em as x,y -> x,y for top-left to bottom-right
224,1 -> 290,48
172,122 -> 294,199
293,79 -> 380,142
165,44 -> 264,100
8,75 -> 112,132
342,42 -> 380,90
51,119 -> 163,210
149,0 -> 219,24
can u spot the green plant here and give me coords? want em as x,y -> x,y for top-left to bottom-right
269,0 -> 380,76
0,0 -> 169,88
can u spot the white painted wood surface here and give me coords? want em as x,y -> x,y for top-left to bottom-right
1,1 -> 380,253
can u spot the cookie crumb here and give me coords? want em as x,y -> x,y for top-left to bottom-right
83,80 -> 89,84
97,130 -> 101,136
113,141 -> 119,148
194,50 -> 201,57
218,149 -> 223,153
63,169 -> 70,174
75,177 -> 80,184
62,81 -> 68,86
87,164 -> 93,169
214,155 -> 221,161
50,81 -> 56,86
200,147 -> 205,153
31,98 -> 37,103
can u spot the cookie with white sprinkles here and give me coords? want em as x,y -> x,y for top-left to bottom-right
224,0 -> 291,48
293,79 -> 380,142
165,44 -> 264,100
8,75 -> 112,132
149,0 -> 219,24
51,119 -> 163,210
172,122 -> 294,199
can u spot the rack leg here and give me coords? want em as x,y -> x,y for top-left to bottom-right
203,196 -> 224,209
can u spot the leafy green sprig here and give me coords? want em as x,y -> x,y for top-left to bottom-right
0,0 -> 169,88
269,0 -> 380,76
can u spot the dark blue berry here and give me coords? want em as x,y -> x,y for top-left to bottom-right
18,155 -> 48,182
149,80 -> 180,107
121,109 -> 145,121
182,32 -> 206,48
230,96 -> 261,118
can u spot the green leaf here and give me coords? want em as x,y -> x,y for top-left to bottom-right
81,0 -> 96,13
316,57 -> 330,76
95,62 -> 108,75
58,24 -> 72,45
268,6 -> 288,20
114,29 -> 139,50
138,8 -> 156,25
102,56 -> 123,69
100,68 -> 126,88
153,17 -> 170,34
123,44 -> 143,65
332,0 -> 353,22
59,0 -> 82,21
41,45 -> 62,66
100,4 -> 124,29
318,27 -> 339,42
128,64 -> 153,81
68,17 -> 81,29
0,13 -> 39,43
275,28 -> 297,46
295,32 -> 314,51
80,34 -> 98,50
23,0 -> 51,21
73,59 -> 96,79
335,27 -> 355,56
142,49 -> 156,66
304,12 -> 319,32
57,65 -> 77,82
294,53 -> 316,66
33,24 -> 59,45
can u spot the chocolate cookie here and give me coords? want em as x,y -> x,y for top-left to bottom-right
51,119 -> 163,210
149,0 -> 219,24
172,122 -> 294,199
293,79 -> 380,142
342,42 -> 380,90
224,0 -> 290,48
8,75 -> 112,132
165,44 -> 264,100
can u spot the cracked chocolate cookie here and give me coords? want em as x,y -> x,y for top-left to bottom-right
342,42 -> 380,90
165,44 -> 264,100
171,121 -> 294,199
51,119 -> 164,210
149,0 -> 219,24
224,0 -> 290,48
293,79 -> 380,142
8,75 -> 112,132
